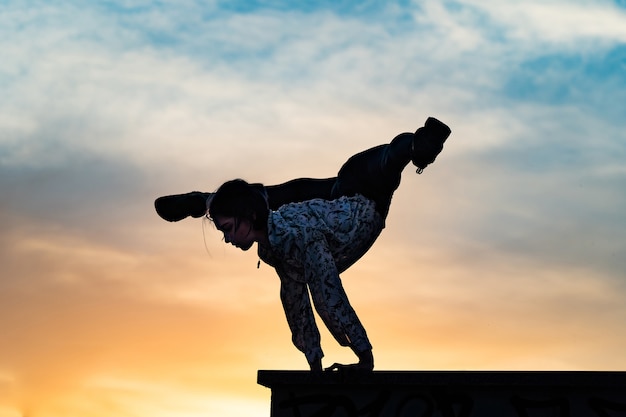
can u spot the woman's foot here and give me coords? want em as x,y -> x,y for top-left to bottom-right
154,191 -> 213,222
411,117 -> 451,173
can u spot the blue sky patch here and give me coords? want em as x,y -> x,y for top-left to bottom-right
503,46 -> 626,121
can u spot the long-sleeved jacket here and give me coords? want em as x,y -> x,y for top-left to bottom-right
257,194 -> 384,363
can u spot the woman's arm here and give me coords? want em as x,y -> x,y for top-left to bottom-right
277,265 -> 324,367
303,238 -> 373,367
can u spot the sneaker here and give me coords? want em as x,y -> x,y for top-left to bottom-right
411,117 -> 451,173
154,191 -> 213,222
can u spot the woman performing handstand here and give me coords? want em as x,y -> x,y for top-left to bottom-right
155,117 -> 451,372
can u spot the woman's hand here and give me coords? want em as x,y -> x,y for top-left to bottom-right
325,349 -> 374,372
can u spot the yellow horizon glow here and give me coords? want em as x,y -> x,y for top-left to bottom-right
2,197 -> 625,417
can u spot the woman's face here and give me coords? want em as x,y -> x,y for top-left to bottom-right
213,215 -> 256,251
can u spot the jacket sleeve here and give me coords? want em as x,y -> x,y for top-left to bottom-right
276,264 -> 323,364
303,236 -> 372,354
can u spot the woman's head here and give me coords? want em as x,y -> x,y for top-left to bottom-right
208,179 -> 269,250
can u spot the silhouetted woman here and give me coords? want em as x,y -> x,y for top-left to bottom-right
155,117 -> 451,372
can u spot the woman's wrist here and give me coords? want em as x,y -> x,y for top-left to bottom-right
356,349 -> 374,370
309,358 -> 323,372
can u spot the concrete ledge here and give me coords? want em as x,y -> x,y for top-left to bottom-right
258,370 -> 626,416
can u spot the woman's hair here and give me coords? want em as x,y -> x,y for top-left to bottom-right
208,179 -> 269,230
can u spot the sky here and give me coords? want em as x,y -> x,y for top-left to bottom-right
1,0 -> 625,416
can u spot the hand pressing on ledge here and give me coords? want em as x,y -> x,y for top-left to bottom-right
325,349 -> 374,372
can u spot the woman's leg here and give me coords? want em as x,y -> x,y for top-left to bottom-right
261,117 -> 450,214
265,178 -> 335,210
330,117 -> 451,219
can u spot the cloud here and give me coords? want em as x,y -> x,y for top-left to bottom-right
460,0 -> 626,45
